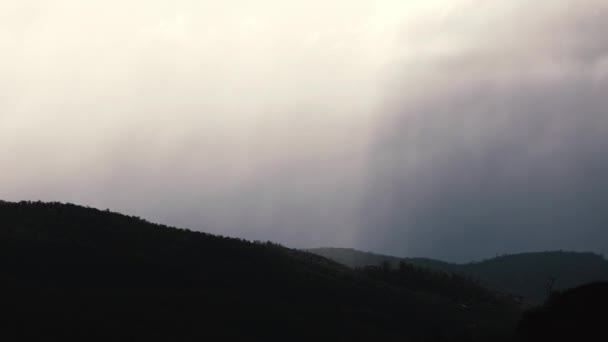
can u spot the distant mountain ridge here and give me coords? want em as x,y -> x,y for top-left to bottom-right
307,247 -> 608,303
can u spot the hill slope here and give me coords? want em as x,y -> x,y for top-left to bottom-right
1,201 -> 520,341
519,282 -> 608,341
307,248 -> 608,303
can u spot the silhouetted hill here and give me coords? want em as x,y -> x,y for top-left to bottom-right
308,248 -> 608,303
518,282 -> 608,341
1,201 -> 520,341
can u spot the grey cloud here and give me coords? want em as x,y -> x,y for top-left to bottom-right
1,1 -> 607,261
363,3 -> 608,261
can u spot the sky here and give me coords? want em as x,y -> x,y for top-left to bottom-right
1,1 -> 607,261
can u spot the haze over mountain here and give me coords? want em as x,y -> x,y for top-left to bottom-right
308,247 -> 608,303
2,1 -> 607,260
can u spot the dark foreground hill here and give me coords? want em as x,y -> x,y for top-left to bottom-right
1,201 -> 520,341
307,248 -> 608,303
519,282 -> 608,341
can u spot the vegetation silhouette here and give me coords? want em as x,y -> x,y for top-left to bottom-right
3,201 -> 606,341
1,200 -> 521,341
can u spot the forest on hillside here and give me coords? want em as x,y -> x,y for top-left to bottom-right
1,201 -> 606,341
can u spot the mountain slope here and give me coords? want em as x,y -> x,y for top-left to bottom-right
308,248 -> 608,303
1,201 -> 520,341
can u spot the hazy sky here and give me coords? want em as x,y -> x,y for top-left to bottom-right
1,1 -> 607,261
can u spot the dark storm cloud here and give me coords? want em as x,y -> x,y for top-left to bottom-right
362,3 -> 608,261
365,78 -> 608,261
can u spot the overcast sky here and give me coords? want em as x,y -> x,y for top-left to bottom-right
1,1 -> 607,261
